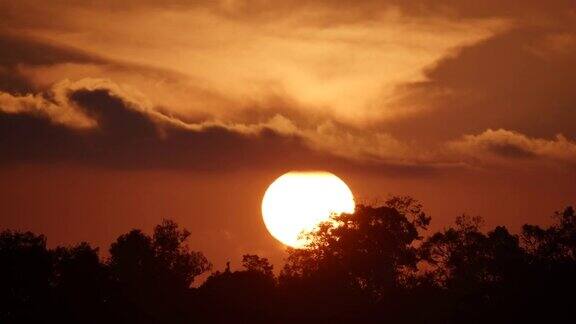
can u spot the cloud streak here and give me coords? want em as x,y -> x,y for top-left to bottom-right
2,78 -> 575,173
449,129 -> 576,166
0,78 -> 424,169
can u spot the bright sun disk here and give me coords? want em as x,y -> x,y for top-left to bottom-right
261,171 -> 355,248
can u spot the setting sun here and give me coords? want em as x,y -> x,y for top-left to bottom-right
261,171 -> 355,248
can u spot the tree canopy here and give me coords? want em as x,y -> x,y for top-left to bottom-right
1,198 -> 575,323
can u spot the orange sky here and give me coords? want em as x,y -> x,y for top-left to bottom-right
0,0 -> 575,270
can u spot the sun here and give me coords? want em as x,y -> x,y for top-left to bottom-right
261,171 -> 355,248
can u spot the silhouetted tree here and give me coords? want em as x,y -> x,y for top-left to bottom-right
153,219 -> 211,287
242,254 -> 274,277
522,206 -> 576,261
517,206 -> 576,322
0,231 -> 52,323
279,197 -> 431,321
2,202 -> 576,323
420,215 -> 528,323
198,254 -> 277,322
52,242 -> 111,324
108,219 -> 210,323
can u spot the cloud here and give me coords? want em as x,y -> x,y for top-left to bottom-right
0,32 -> 106,93
382,13 -> 576,143
1,1 -> 504,128
0,78 -> 173,130
0,78 -> 429,170
3,0 -> 570,24
0,90 -> 92,128
0,78 -> 406,170
449,129 -> 576,166
1,1 -> 575,174
0,79 -> 331,171
2,77 -> 575,176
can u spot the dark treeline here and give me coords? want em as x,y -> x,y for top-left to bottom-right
2,196 -> 576,323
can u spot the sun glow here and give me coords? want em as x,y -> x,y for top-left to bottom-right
261,171 -> 355,248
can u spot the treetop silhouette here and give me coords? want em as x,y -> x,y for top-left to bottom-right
1,199 -> 575,323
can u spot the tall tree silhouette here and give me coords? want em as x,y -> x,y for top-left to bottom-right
420,215 -> 528,323
279,197 -> 431,321
518,206 -> 576,322
0,231 -> 52,323
108,219 -> 210,323
522,206 -> 576,261
52,242 -> 111,323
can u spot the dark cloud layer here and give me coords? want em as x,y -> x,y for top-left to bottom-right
386,21 -> 576,143
0,84 -> 447,178
0,86 -> 334,171
0,33 -> 104,93
449,129 -> 576,167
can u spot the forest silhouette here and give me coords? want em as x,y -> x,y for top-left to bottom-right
1,196 -> 575,323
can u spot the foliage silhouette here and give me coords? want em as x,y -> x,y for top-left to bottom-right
278,198 -> 431,321
0,231 -> 52,323
107,220 -> 211,323
1,200 -> 575,323
52,242 -> 111,323
197,254 -> 277,322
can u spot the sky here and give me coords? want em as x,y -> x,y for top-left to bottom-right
0,0 -> 575,270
